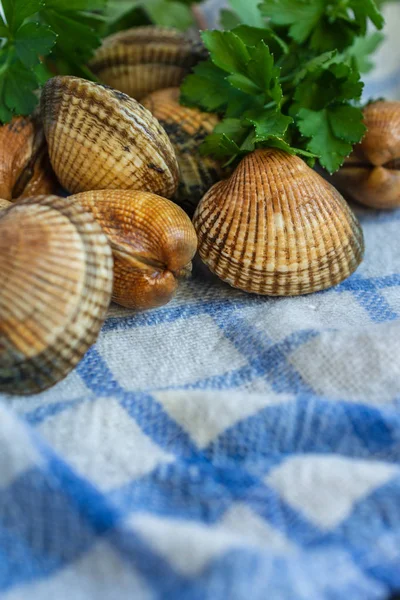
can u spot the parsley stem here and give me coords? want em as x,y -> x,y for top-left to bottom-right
279,71 -> 298,83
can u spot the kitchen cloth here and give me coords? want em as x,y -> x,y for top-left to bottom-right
1,1 -> 400,598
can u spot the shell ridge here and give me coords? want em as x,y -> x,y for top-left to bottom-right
268,148 -> 288,294
297,170 -> 347,288
296,164 -> 337,291
274,153 -> 305,295
247,149 -> 261,293
41,76 -> 178,197
318,181 -> 362,269
307,175 -> 362,286
228,153 -> 252,287
204,170 -> 243,278
286,157 -> 317,294
194,148 -> 364,296
0,196 -> 113,394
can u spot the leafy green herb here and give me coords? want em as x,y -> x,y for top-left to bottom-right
105,0 -> 205,35
220,0 -> 265,28
181,0 -> 385,172
42,1 -> 107,76
0,0 -> 107,122
14,22 -> 56,68
345,32 -> 385,73
260,0 -> 384,52
146,0 -> 194,31
103,2 -> 149,36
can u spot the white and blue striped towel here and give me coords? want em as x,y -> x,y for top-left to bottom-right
1,2 -> 400,598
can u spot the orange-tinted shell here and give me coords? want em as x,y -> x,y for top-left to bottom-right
40,76 -> 179,197
194,149 -> 364,296
0,116 -> 58,201
89,26 -> 206,101
333,101 -> 400,209
72,190 -> 198,309
142,88 -> 226,216
0,196 -> 113,395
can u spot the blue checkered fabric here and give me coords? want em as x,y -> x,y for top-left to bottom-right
1,3 -> 400,599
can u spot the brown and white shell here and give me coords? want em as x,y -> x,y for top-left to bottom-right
40,76 -> 179,197
89,26 -> 206,101
0,195 -> 113,395
194,149 -> 364,296
0,116 -> 58,201
333,101 -> 400,209
72,189 -> 198,309
142,87 -> 226,216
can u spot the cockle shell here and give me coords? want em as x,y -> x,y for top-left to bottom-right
333,101 -> 400,209
0,195 -> 113,395
89,26 -> 206,101
40,76 -> 179,197
71,190 -> 198,309
142,87 -> 226,216
0,116 -> 57,201
194,149 -> 364,295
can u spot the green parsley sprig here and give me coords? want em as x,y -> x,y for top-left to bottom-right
105,0 -> 205,35
0,0 -> 107,123
181,0 -> 386,173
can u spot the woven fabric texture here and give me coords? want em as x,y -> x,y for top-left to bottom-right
1,2 -> 400,599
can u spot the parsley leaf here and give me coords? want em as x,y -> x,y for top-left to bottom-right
201,117 -> 259,163
145,0 -> 193,30
41,0 -> 107,71
3,58 -> 39,115
0,0 -> 109,123
2,0 -> 43,32
246,108 -> 293,141
220,9 -> 241,29
291,61 -> 363,113
328,104 -> 366,143
105,2 -> 149,35
297,105 -> 366,173
181,61 -> 243,113
182,30 -> 295,161
201,132 -> 242,161
246,41 -> 282,103
260,0 -> 384,52
224,0 -> 266,28
260,0 -> 324,45
181,1 -> 379,173
345,32 -> 384,73
351,0 -> 385,33
15,23 -> 57,68
181,7 -> 376,171
106,0 -> 141,23
106,0 -> 206,33
202,31 -> 251,74
297,108 -> 351,173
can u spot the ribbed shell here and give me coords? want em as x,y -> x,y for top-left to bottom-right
142,88 -> 226,216
333,101 -> 400,209
0,116 -> 57,201
72,190 -> 198,309
194,149 -> 364,296
89,27 -> 206,100
40,76 -> 179,197
0,195 -> 113,395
